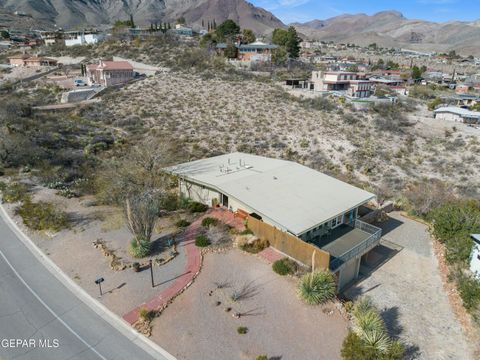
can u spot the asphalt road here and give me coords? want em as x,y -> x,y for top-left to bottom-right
0,211 -> 171,360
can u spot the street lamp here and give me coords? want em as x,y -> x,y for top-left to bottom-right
95,277 -> 104,296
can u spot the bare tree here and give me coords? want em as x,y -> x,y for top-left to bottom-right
124,191 -> 161,245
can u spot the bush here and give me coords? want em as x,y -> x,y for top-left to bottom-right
240,238 -> 269,254
195,234 -> 211,247
128,239 -> 152,258
297,270 -> 336,305
457,273 -> 480,312
139,308 -> 155,322
272,258 -> 297,276
237,326 -> 248,334
240,228 -> 253,235
15,198 -> 69,231
201,217 -> 219,228
2,182 -> 29,203
428,200 -> 479,265
188,201 -> 208,213
256,356 -> 268,360
175,219 -> 191,228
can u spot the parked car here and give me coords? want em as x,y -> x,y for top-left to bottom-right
74,79 -> 87,87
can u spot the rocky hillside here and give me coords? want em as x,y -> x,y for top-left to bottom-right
0,0 -> 285,34
292,11 -> 480,55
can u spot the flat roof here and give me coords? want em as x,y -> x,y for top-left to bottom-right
434,106 -> 480,118
165,153 -> 375,236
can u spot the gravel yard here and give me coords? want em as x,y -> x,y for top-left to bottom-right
345,212 -> 473,360
150,249 -> 348,360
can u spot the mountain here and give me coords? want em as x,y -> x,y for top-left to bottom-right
292,11 -> 480,55
0,0 -> 285,34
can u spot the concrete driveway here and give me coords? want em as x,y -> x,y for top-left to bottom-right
344,212 -> 472,360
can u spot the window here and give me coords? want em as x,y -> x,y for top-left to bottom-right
330,214 -> 344,228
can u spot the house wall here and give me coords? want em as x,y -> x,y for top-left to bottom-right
102,69 -> 134,86
179,180 -> 220,207
9,58 -> 25,66
435,112 -> 465,122
471,242 -> 480,279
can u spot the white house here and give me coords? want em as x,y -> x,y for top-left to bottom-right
471,235 -> 480,278
165,152 -> 382,289
65,33 -> 103,47
433,107 -> 480,124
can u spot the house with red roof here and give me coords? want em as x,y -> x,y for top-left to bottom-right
86,60 -> 134,87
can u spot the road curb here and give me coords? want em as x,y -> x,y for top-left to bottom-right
0,202 -> 176,360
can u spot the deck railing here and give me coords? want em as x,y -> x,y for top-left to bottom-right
330,220 -> 382,271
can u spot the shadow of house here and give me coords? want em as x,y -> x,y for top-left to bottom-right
374,216 -> 404,237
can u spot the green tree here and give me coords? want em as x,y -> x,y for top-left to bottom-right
176,16 -> 186,25
271,47 -> 287,65
272,28 -> 289,46
242,29 -> 256,44
223,43 -> 238,59
285,26 -> 301,59
412,65 -> 423,79
215,19 -> 240,41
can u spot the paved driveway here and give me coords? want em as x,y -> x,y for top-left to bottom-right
345,212 -> 472,360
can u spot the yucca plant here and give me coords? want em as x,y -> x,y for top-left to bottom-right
361,329 -> 391,353
297,269 -> 336,305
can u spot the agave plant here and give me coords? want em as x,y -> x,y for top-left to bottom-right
361,329 -> 392,353
297,270 -> 336,305
353,309 -> 386,336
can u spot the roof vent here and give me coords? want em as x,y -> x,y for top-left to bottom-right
273,176 -> 278,180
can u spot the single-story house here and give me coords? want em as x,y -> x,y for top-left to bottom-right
433,106 -> 480,124
8,55 -> 57,67
86,60 -> 134,87
217,41 -> 278,62
165,152 -> 382,289
471,235 -> 480,279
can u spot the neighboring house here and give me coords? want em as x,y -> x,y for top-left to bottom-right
8,55 -> 57,67
174,24 -> 193,37
217,41 -> 278,63
369,77 -> 407,95
65,32 -> 103,47
165,152 -> 382,289
86,60 -> 134,87
456,84 -> 470,94
311,71 -> 373,98
471,235 -> 480,279
433,106 -> 480,124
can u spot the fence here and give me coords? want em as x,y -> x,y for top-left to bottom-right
246,215 -> 330,270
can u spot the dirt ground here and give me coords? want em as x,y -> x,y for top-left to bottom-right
150,249 -> 348,360
345,212 -> 473,360
2,184 -> 196,317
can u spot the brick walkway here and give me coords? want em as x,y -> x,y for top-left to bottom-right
122,207 -> 244,324
258,246 -> 285,263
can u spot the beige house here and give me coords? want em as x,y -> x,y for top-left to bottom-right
165,152 -> 382,289
311,71 -> 373,98
86,60 -> 134,87
8,55 -> 57,67
434,107 -> 480,124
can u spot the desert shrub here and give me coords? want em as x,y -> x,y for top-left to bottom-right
372,103 -> 413,133
297,270 -> 336,305
15,198 -> 69,231
408,85 -> 436,100
237,326 -> 248,334
2,182 -> 29,203
175,219 -> 191,228
428,97 -> 442,111
240,228 -> 254,235
139,308 -> 156,322
300,96 -> 335,112
201,217 -> 219,228
345,297 -> 405,359
195,234 -> 211,247
0,181 -> 6,191
428,200 -> 479,265
240,238 -> 269,254
256,356 -> 268,360
188,201 -> 208,213
128,239 -> 152,258
272,257 -> 297,276
341,331 -> 404,360
457,273 -> 480,312
405,179 -> 454,217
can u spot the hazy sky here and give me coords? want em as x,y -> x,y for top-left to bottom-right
249,0 -> 480,24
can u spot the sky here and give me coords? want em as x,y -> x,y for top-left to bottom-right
249,0 -> 480,24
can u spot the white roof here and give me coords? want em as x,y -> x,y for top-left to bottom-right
434,106 -> 480,118
165,153 -> 375,235
472,234 -> 480,244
